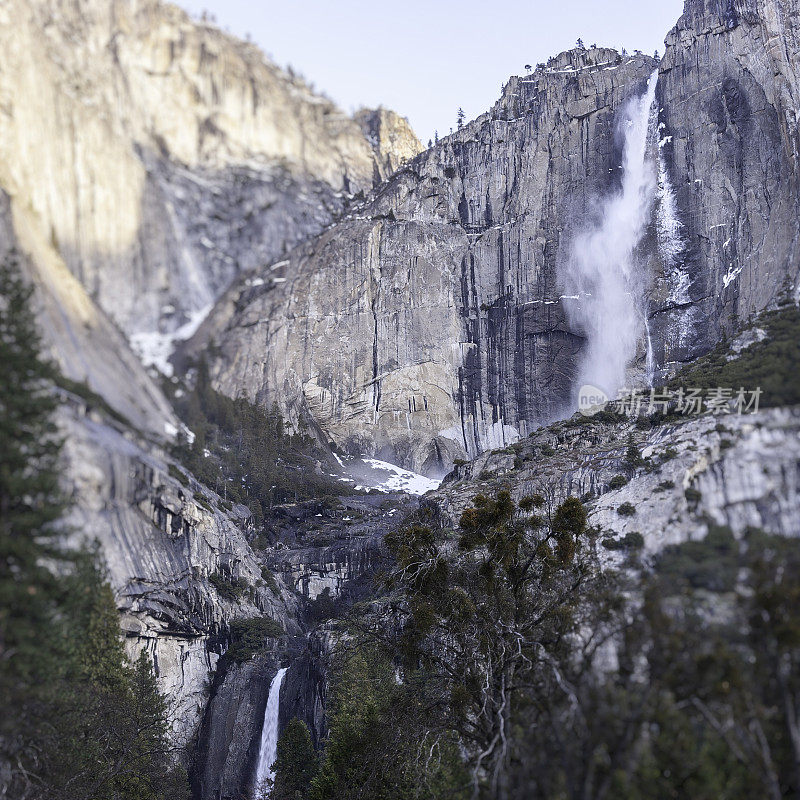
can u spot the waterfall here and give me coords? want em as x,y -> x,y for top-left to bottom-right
252,667 -> 288,799
564,70 -> 660,400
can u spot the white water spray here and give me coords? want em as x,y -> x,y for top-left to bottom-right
564,71 -> 659,399
253,667 -> 288,798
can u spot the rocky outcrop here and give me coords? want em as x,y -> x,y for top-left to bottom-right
0,0 -> 415,343
433,406 -> 800,553
191,48 -> 661,474
355,107 -> 424,179
264,493 -> 418,598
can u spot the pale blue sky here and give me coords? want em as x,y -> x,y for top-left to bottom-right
176,0 -> 685,143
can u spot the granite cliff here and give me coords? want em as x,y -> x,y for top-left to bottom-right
0,0 -> 420,358
2,0 -> 800,795
192,0 -> 800,476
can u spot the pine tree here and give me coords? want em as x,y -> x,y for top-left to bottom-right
0,250 -> 69,794
0,250 -> 188,799
0,249 -> 65,680
273,717 -> 318,799
457,108 -> 465,129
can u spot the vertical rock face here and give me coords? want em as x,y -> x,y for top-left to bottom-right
191,49 -> 660,474
196,0 -> 800,474
0,0 -> 412,342
651,0 -> 800,370
193,653 -> 282,800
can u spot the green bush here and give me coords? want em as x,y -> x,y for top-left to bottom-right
193,493 -> 213,512
655,525 -> 738,592
685,487 -> 702,508
601,531 -> 645,550
168,463 -> 189,487
209,571 -> 250,601
261,567 -> 281,596
227,617 -> 284,662
656,480 -> 675,492
609,475 -> 628,490
617,502 -> 636,517
667,304 -> 800,409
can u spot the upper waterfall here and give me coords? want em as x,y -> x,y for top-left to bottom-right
253,667 -> 288,798
564,70 -> 660,401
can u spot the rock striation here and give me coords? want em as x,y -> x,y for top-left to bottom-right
651,0 -> 800,370
194,0 -> 800,475
190,48 -> 663,474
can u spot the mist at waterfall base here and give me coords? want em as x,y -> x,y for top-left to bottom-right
252,667 -> 288,798
563,71 -> 659,404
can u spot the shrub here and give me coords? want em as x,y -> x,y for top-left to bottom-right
667,304 -> 800,409
209,571 -> 250,601
609,475 -> 628,490
625,434 -> 644,470
655,525 -> 738,592
685,487 -> 702,509
540,444 -> 556,457
519,495 -> 545,512
601,531 -> 645,550
168,463 -> 189,487
617,502 -> 636,517
656,480 -> 675,492
307,587 -> 345,623
193,493 -> 212,512
261,567 -> 281,596
227,617 -> 284,662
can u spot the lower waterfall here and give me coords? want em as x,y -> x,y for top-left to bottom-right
252,667 -> 288,798
564,70 -> 660,401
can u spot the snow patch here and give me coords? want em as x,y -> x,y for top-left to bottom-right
130,304 -> 212,376
722,264 -> 743,289
360,458 -> 441,495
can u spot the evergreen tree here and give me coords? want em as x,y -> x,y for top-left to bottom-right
273,718 -> 318,799
0,249 -> 69,793
0,250 -> 188,799
0,249 -> 64,682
